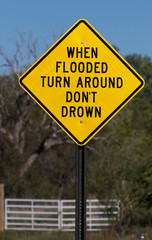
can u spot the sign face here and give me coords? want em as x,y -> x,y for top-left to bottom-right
19,19 -> 145,146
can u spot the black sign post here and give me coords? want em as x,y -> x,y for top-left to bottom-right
75,145 -> 86,240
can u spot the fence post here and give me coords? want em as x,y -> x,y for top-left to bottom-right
0,184 -> 4,232
58,200 -> 62,231
89,200 -> 92,231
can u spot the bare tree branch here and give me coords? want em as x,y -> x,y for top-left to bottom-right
0,31 -> 39,77
19,134 -> 73,177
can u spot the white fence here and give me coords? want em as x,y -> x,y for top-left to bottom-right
5,199 -> 120,231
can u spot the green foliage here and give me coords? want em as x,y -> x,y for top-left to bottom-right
0,75 -> 76,199
88,54 -> 152,229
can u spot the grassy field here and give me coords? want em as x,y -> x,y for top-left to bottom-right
0,231 -> 74,240
0,228 -> 152,240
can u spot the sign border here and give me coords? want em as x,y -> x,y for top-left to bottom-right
19,19 -> 145,145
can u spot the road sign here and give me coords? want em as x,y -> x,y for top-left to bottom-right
19,19 -> 145,145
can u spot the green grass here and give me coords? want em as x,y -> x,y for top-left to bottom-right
0,231 -> 74,240
0,227 -> 152,240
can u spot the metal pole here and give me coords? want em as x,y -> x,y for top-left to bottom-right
75,145 -> 86,240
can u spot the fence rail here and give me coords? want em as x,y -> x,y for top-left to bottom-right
5,199 -> 120,231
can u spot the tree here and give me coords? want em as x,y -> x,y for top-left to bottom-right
87,54 -> 152,227
0,32 -> 76,198
0,32 -> 97,198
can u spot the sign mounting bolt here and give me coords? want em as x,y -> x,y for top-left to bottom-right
81,41 -> 84,44
80,120 -> 83,123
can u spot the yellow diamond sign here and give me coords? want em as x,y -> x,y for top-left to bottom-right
19,19 -> 145,145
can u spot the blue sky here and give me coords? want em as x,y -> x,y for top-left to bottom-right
0,0 -> 152,71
